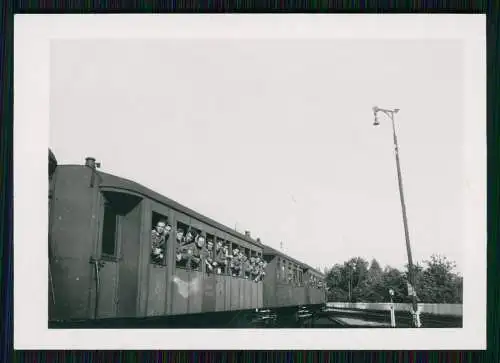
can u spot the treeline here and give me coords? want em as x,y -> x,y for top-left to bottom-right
324,254 -> 463,304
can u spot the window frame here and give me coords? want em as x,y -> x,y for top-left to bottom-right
100,201 -> 121,261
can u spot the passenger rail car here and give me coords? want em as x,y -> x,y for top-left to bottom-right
48,150 -> 326,324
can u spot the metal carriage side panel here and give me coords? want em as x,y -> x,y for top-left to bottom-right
242,279 -> 248,310
230,278 -> 240,310
245,279 -> 252,309
51,167 -> 97,259
146,265 -> 168,316
294,287 -> 302,306
116,201 -> 142,318
96,261 -> 119,318
257,281 -> 263,309
224,275 -> 231,310
202,273 -> 217,313
136,199 -> 152,317
244,280 -> 251,310
304,287 -> 309,305
251,281 -> 258,309
215,275 -> 226,312
50,257 -> 95,320
275,284 -> 287,307
188,271 -> 203,314
245,280 -> 253,309
171,268 -> 189,315
50,167 -> 98,321
297,287 -> 306,306
239,279 -> 246,309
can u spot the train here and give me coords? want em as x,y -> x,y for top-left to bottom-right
48,150 -> 326,326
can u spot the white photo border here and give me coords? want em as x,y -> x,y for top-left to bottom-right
13,14 -> 486,350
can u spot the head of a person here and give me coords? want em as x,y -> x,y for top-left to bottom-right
155,220 -> 166,234
176,229 -> 184,241
186,230 -> 195,243
196,235 -> 206,248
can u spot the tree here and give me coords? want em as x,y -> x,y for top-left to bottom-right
325,264 -> 349,302
354,259 -> 387,302
419,254 -> 462,303
403,255 -> 462,303
324,254 -> 462,304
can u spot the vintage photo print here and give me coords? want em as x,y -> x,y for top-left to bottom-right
14,14 -> 485,350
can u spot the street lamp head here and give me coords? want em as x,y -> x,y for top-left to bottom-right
389,288 -> 394,296
372,106 -> 380,126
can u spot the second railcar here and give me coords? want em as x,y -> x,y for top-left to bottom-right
262,246 -> 326,309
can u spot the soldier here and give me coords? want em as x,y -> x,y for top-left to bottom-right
204,239 -> 216,273
242,254 -> 251,279
151,220 -> 168,264
257,260 -> 267,282
213,240 -> 227,274
230,247 -> 241,277
175,228 -> 186,266
250,257 -> 260,282
189,233 -> 205,270
176,230 -> 198,270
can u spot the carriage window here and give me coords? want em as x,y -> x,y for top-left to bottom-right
280,260 -> 286,281
230,243 -> 242,277
101,203 -> 118,256
176,224 -> 203,270
204,233 -> 215,273
213,238 -> 228,275
150,212 -> 171,266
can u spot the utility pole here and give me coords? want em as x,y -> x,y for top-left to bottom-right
372,106 -> 420,327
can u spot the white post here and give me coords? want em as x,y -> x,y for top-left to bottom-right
390,303 -> 396,328
389,289 -> 396,328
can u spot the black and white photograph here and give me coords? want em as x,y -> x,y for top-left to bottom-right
14,15 -> 486,350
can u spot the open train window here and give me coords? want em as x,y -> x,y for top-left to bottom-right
204,233 -> 215,273
150,212 -> 171,266
100,191 -> 142,260
101,203 -> 118,256
175,222 -> 204,271
287,263 -> 293,284
230,243 -> 242,277
206,233 -> 215,258
214,237 -> 229,275
175,221 -> 188,268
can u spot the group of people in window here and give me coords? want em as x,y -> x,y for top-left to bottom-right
308,276 -> 324,289
150,219 -> 267,282
276,261 -> 324,289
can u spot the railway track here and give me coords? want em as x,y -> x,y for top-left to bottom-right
49,306 -> 461,329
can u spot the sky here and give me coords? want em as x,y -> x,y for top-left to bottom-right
49,38 -> 465,274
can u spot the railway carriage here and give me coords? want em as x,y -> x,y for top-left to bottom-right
48,150 -> 326,325
262,246 -> 326,309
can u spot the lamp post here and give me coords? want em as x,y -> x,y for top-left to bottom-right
389,288 -> 396,327
372,106 -> 420,328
